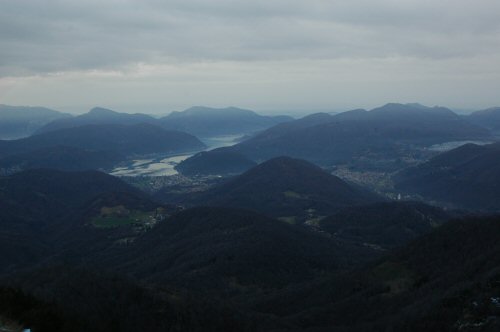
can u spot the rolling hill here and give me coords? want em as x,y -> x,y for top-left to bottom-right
0,146 -> 125,175
319,201 -> 451,249
467,107 -> 500,132
394,142 -> 500,210
175,148 -> 257,176
260,215 -> 500,331
104,207 -> 365,293
187,156 -> 383,218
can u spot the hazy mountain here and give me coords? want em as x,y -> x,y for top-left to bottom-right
35,107 -> 158,134
0,105 -> 71,139
0,146 -> 125,175
175,148 -> 257,176
394,142 -> 500,211
467,107 -> 500,132
160,106 -> 293,137
0,123 -> 205,157
188,156 -> 382,218
320,201 -> 451,249
227,103 -> 490,166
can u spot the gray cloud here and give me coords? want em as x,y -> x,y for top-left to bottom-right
1,0 -> 500,76
0,0 -> 499,113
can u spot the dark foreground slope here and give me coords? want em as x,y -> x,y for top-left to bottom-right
0,267 -> 260,332
186,156 -> 382,218
319,201 -> 452,249
255,215 -> 500,331
0,169 -> 151,271
394,142 -> 500,210
101,207 -> 368,294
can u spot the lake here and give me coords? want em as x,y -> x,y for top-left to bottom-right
110,134 -> 244,177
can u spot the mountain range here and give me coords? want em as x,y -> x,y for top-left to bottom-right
33,105 -> 293,138
0,123 -> 205,158
0,105 -> 71,139
199,103 -> 492,168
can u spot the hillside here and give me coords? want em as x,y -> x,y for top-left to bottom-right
175,148 -> 257,176
259,215 -> 500,331
1,267 -> 258,332
227,103 -> 490,167
0,123 -> 205,157
394,142 -> 500,210
0,146 -> 125,175
35,107 -> 158,134
188,156 -> 382,218
319,201 -> 451,249
0,169 -> 145,271
104,207 -> 366,293
468,107 -> 500,132
0,105 -> 71,139
160,106 -> 293,137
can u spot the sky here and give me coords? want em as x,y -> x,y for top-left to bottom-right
0,0 -> 499,115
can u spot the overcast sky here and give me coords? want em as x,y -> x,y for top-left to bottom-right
1,0 -> 499,115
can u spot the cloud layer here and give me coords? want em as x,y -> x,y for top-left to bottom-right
1,0 -> 499,112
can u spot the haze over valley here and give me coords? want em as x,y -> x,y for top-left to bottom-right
2,1 -> 500,331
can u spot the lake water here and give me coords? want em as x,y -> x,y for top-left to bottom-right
110,134 -> 244,177
428,140 -> 494,152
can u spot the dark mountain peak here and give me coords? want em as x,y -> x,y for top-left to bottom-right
193,157 -> 382,217
248,156 -> 322,175
232,157 -> 337,185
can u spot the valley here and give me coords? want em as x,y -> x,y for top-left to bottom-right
1,103 -> 500,332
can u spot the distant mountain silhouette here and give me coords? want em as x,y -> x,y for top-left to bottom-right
175,148 -> 257,176
189,156 -> 382,218
35,107 -> 158,134
467,107 -> 500,132
160,106 -> 293,137
0,123 -> 205,157
226,103 -> 490,165
394,142 -> 500,210
0,146 -> 125,175
0,104 -> 71,139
